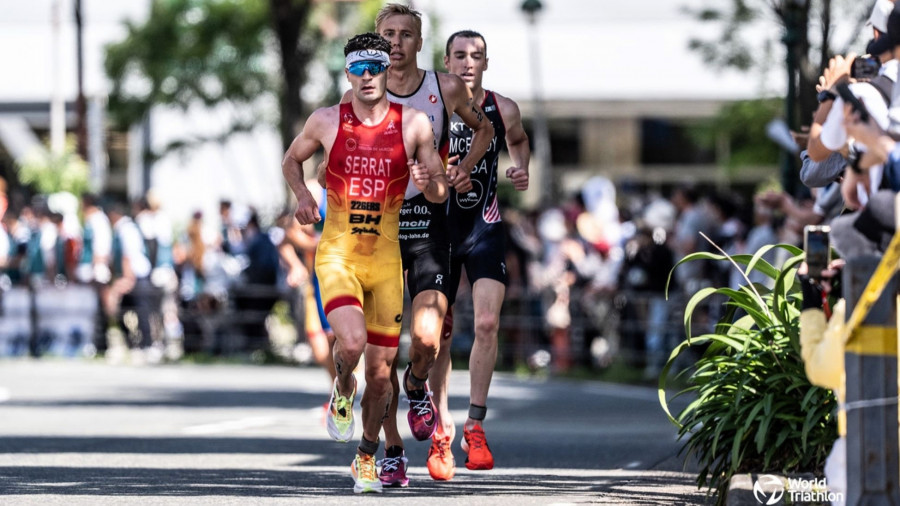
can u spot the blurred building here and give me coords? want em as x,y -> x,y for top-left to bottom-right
0,0 -> 784,225
423,0 -> 786,204
0,1 -> 284,228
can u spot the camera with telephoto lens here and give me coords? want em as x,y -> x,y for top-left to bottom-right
851,55 -> 881,80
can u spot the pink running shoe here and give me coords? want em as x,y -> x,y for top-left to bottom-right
377,447 -> 409,487
403,362 -> 438,440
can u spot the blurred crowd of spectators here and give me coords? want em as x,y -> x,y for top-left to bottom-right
497,175 -> 816,377
0,170 -> 826,373
0,180 -> 295,363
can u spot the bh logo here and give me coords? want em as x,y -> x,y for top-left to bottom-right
753,475 -> 785,505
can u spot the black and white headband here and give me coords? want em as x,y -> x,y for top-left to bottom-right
345,50 -> 391,68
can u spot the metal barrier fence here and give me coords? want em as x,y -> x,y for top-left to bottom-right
0,284 -> 98,357
481,289 -> 692,372
171,283 -> 703,371
0,280 -> 712,372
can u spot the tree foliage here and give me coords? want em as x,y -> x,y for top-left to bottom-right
689,98 -> 783,168
686,0 -> 874,128
105,0 -> 273,129
17,140 -> 90,196
105,0 -> 324,154
102,0 -> 424,156
687,0 -> 759,71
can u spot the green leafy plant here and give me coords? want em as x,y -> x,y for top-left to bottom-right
659,242 -> 838,504
17,141 -> 90,196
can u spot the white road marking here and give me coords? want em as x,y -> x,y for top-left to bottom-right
0,453 -> 318,468
182,416 -> 278,435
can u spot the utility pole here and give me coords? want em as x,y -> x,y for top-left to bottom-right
75,0 -> 88,160
781,0 -> 806,197
521,0 -> 554,206
50,0 -> 65,155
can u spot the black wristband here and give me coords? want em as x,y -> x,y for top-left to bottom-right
817,89 -> 837,103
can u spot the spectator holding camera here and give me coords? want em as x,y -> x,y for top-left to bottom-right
801,3 -> 899,263
807,0 -> 897,167
830,1 -> 900,259
800,1 -> 896,252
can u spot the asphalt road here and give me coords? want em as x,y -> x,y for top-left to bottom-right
0,359 -> 708,505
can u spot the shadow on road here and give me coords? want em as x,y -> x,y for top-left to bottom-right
0,363 -> 707,503
1,389 -> 330,409
0,434 -> 688,470
0,436 -> 324,455
0,463 -> 708,503
0,387 -> 482,411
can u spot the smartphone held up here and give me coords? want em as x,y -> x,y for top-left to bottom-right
804,225 -> 831,280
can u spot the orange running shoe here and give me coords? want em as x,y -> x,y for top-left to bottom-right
461,424 -> 494,470
427,433 -> 456,481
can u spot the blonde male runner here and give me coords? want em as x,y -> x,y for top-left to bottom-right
372,3 -> 495,488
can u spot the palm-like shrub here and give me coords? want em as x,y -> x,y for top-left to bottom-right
659,243 -> 838,504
